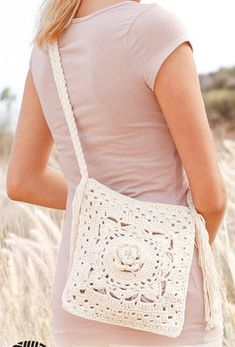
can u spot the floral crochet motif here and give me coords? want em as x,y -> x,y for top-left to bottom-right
48,40 -> 223,339
114,242 -> 143,272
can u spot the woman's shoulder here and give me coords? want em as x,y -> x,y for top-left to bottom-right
126,2 -> 193,91
127,2 -> 189,42
28,38 -> 50,76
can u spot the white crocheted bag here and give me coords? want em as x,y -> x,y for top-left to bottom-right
48,39 -> 223,338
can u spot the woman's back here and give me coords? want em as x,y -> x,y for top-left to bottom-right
30,0 -> 190,203
29,1 -> 223,346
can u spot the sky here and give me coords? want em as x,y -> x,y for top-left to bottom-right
0,0 -> 235,111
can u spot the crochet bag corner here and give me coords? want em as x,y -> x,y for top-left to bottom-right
47,39 -> 223,338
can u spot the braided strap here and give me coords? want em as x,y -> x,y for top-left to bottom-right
47,39 -> 88,178
47,38 -> 223,332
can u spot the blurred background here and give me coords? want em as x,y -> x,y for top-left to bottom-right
0,1 -> 235,346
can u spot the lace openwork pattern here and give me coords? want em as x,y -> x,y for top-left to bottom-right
62,178 -> 195,337
48,39 -> 223,338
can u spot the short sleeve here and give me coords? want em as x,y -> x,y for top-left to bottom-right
28,46 -> 34,73
127,4 -> 193,91
28,42 -> 38,73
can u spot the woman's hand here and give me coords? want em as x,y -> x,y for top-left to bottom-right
154,41 -> 227,244
6,69 -> 68,210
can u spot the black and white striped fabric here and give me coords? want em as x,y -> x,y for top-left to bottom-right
13,341 -> 46,347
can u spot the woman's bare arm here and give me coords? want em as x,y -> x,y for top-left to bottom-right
154,42 -> 227,244
6,69 -> 68,210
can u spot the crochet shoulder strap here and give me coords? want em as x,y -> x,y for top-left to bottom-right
47,39 -> 88,178
47,39 -> 196,210
47,39 -> 222,329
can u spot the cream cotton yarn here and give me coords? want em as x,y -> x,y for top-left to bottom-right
48,39 -> 223,338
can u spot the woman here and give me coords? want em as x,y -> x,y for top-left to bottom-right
7,0 -> 227,346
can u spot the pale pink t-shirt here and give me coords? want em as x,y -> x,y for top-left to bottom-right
29,1 -> 224,346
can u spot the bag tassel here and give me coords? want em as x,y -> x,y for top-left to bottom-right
186,187 -> 223,330
67,175 -> 88,278
194,210 -> 223,330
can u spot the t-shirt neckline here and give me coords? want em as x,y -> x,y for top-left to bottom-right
71,1 -> 135,23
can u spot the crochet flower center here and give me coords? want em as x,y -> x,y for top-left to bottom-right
114,242 -> 144,272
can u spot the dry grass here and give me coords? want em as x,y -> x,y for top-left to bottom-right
0,136 -> 234,347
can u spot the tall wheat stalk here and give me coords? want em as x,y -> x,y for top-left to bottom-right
0,138 -> 234,347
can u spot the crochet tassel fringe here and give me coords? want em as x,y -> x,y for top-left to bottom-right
194,211 -> 223,330
67,176 -> 88,278
67,182 -> 223,330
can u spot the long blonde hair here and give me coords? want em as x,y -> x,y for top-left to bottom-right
32,0 -> 82,49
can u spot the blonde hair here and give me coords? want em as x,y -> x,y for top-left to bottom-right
32,0 -> 82,49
